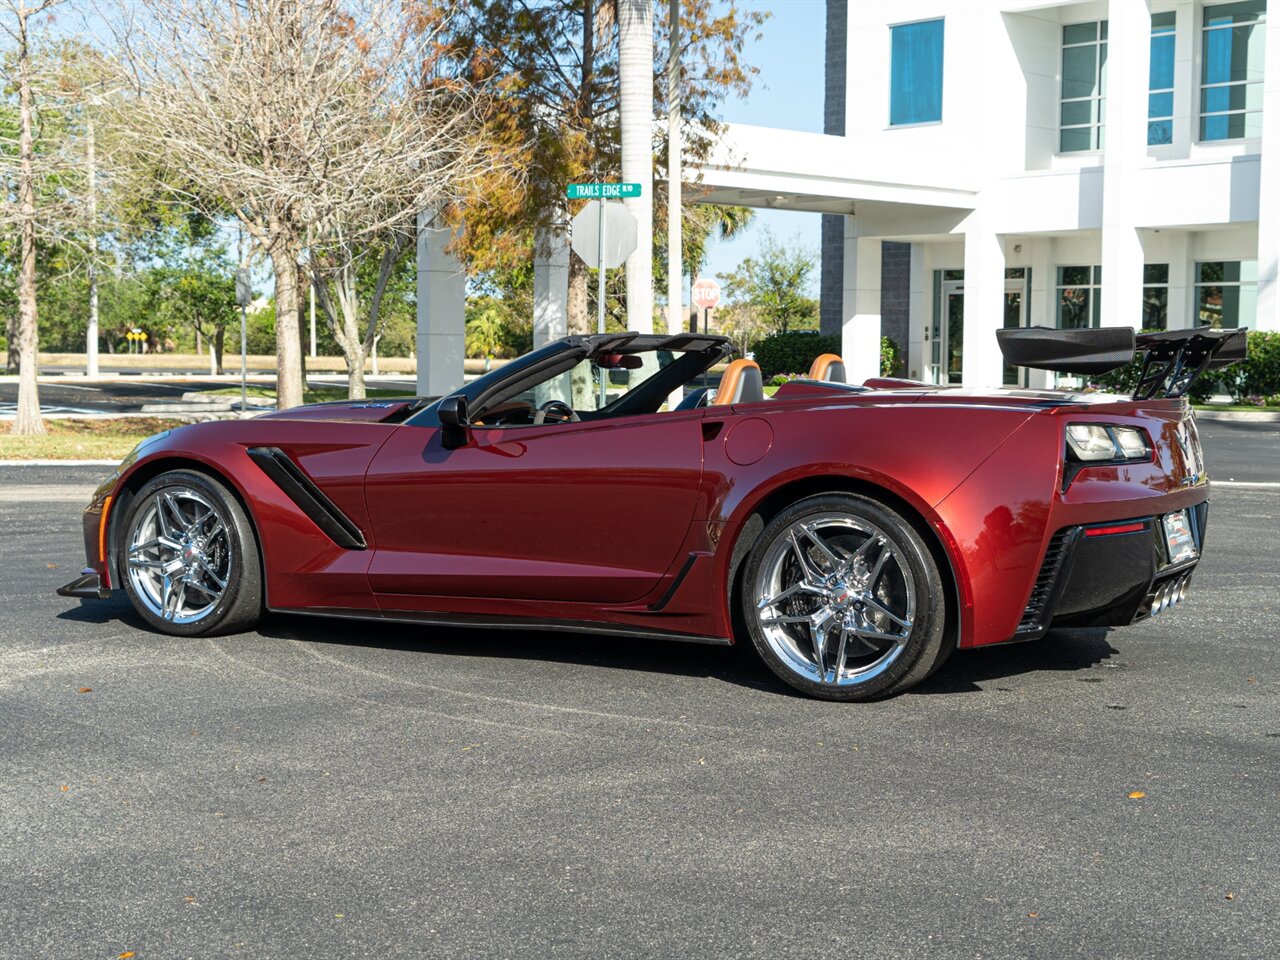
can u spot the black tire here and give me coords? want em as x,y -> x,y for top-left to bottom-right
118,469 -> 263,637
739,493 -> 948,701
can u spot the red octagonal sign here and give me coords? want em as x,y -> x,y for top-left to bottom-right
691,278 -> 721,311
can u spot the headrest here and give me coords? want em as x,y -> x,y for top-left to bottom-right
712,359 -> 764,405
807,353 -> 847,383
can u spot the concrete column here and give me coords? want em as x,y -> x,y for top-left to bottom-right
1026,237 -> 1054,388
819,1 -> 849,335
1101,0 -> 1151,330
533,225 -> 570,347
1165,231 -> 1192,329
961,218 -> 1006,387
1170,1 -> 1195,159
415,210 -> 466,397
842,218 -> 881,384
1255,0 -> 1280,331
906,244 -> 927,381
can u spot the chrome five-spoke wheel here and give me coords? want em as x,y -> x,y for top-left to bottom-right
127,487 -> 232,624
119,470 -> 263,637
742,494 -> 947,700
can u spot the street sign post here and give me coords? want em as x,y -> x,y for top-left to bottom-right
691,278 -> 721,335
566,182 -> 642,200
570,198 -> 640,407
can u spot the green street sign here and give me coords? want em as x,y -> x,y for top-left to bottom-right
566,182 -> 642,200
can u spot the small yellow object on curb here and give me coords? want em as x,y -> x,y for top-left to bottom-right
1128,791 -> 1146,799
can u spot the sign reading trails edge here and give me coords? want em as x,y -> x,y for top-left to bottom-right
566,182 -> 642,200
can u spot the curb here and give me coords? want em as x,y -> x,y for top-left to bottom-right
1194,409 -> 1280,423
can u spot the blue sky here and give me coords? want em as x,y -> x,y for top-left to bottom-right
700,0 -> 826,293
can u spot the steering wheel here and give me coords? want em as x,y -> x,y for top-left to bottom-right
533,399 -> 580,425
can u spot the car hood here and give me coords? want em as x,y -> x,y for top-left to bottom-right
253,398 -> 436,423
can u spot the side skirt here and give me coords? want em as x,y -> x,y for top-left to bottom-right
271,606 -> 734,646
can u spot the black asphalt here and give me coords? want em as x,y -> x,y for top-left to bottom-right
1,436 -> 1277,958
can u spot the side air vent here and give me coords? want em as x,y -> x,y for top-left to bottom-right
246,447 -> 367,549
1016,530 -> 1074,636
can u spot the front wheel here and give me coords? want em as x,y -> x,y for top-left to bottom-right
119,470 -> 263,637
740,494 -> 949,701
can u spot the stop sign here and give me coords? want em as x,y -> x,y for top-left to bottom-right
691,278 -> 721,311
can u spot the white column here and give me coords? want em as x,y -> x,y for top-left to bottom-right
1255,0 -> 1280,331
415,210 -> 466,397
619,0 -> 654,334
961,218 -> 1005,387
533,226 -> 570,348
1026,237 -> 1054,389
1170,1 -> 1195,159
1165,231 -> 1192,329
906,244 -> 927,381
1101,0 -> 1151,329
842,219 -> 881,384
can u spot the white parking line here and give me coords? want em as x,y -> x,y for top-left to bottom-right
0,484 -> 97,502
0,459 -> 118,466
1214,480 -> 1280,489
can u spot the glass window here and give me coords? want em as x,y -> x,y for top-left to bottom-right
1200,0 -> 1267,141
1061,20 -> 1107,152
890,19 -> 944,125
1056,265 -> 1102,328
1143,263 -> 1170,330
1195,261 -> 1258,328
1149,13 -> 1176,145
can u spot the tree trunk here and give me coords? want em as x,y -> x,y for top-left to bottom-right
86,114 -> 100,378
269,237 -> 305,410
13,11 -> 44,436
345,348 -> 367,399
213,326 -> 225,376
568,253 -> 590,335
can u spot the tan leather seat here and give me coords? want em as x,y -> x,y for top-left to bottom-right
712,359 -> 765,405
807,353 -> 847,383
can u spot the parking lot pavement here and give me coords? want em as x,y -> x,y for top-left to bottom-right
2,466 -> 1277,959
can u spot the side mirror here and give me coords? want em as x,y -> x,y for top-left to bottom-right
438,394 -> 471,449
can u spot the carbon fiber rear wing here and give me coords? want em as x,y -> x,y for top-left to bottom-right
996,326 -> 1248,400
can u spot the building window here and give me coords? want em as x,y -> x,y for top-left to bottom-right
889,19 -> 944,125
1200,0 -> 1267,141
1195,261 -> 1258,327
1149,13 -> 1176,145
1061,20 -> 1107,152
1143,264 -> 1169,330
1057,266 -> 1102,328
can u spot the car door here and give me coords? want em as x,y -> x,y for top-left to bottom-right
362,408 -> 706,606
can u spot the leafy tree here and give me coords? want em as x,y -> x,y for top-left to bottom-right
721,228 -> 818,334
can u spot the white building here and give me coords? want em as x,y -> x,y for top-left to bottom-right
690,0 -> 1280,386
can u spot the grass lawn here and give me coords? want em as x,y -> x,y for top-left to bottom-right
206,385 -> 412,404
0,418 -> 188,461
1194,404 -> 1280,413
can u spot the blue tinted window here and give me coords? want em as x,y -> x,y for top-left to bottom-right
1200,0 -> 1267,141
1150,34 -> 1175,89
890,20 -> 944,125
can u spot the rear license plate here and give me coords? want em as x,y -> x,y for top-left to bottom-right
1163,510 -> 1198,564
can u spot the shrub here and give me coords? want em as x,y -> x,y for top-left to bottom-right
752,331 -> 904,379
1090,329 -> 1279,403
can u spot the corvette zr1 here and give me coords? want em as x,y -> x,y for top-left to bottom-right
58,326 -> 1244,701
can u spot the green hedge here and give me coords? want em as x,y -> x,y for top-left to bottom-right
752,331 -> 902,379
1092,329 -> 1280,403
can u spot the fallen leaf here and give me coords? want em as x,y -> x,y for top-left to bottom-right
119,953 -> 135,959
1028,912 -> 1039,918
77,687 -> 92,694
47,563 -> 57,569
184,896 -> 196,903
335,913 -> 344,919
255,777 -> 268,783
1225,892 -> 1235,901
60,785 -> 69,792
1128,791 -> 1146,799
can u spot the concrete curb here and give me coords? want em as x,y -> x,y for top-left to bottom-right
1194,409 -> 1280,423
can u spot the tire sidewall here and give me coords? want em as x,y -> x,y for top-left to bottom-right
741,493 -> 945,701
120,470 -> 256,637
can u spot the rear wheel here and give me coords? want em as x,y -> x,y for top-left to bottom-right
740,493 -> 948,701
120,470 -> 263,637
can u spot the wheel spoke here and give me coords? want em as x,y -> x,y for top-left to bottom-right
854,625 -> 904,645
832,621 -> 850,682
184,576 -> 220,599
864,597 -> 911,631
864,545 -> 891,589
798,522 -> 842,571
788,530 -> 825,584
757,580 -> 822,611
196,557 -> 227,590
809,607 -> 839,680
760,613 -> 819,626
127,557 -> 167,571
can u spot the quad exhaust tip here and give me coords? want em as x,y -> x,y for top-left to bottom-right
1145,572 -> 1193,618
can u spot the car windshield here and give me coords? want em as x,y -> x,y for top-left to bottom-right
509,350 -> 679,415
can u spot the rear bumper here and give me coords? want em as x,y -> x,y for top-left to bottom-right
57,569 -> 111,600
1012,501 -> 1207,640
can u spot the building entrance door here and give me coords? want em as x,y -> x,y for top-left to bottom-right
930,271 -> 1029,386
1002,277 -> 1028,386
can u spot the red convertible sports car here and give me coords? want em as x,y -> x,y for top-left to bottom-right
59,326 -> 1244,700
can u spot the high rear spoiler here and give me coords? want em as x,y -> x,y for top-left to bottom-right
996,325 -> 1248,400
